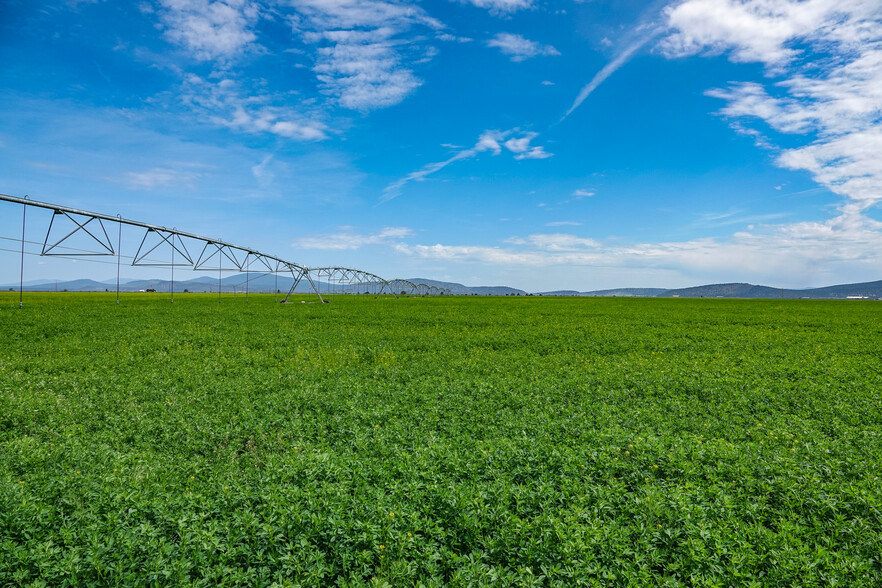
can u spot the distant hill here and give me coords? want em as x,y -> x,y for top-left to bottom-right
408,278 -> 527,296
536,290 -> 582,296
795,279 -> 882,299
4,276 -> 881,299
581,288 -> 669,297
659,281 -> 882,299
6,278 -> 110,292
2,275 -> 527,296
659,283 -> 786,298
4,274 -> 299,294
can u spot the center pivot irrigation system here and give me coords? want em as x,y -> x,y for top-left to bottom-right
1,193 -> 449,306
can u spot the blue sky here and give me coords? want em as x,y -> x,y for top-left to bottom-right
1,0 -> 880,291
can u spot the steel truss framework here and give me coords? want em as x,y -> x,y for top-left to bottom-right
1,193 -> 449,303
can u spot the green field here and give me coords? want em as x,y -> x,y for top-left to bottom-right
1,293 -> 881,586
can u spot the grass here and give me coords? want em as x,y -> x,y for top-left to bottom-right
1,292 -> 881,586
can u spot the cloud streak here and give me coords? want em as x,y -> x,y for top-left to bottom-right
118,167 -> 203,190
563,33 -> 656,120
382,129 -> 552,201
292,226 -> 414,250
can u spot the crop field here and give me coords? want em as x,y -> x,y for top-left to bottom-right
1,293 -> 881,586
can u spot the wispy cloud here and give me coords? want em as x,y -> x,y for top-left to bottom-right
292,226 -> 414,250
487,33 -> 559,62
382,129 -> 553,201
458,0 -> 533,14
251,154 -> 275,187
691,210 -> 789,228
182,75 -> 327,140
118,167 -> 203,190
437,32 -> 472,43
158,0 -> 260,62
505,233 -> 600,250
551,188 -> 596,206
545,221 -> 582,227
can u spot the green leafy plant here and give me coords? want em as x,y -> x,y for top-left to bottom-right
1,293 -> 881,585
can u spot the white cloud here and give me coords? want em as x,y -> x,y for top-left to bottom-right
292,226 -> 414,250
662,0 -> 882,216
395,213 -> 882,286
437,32 -> 472,43
778,130 -> 882,208
659,0 -> 877,69
158,0 -> 260,61
458,0 -> 533,14
506,233 -> 600,250
382,129 -> 552,200
514,146 -> 552,160
503,132 -> 552,159
119,167 -> 202,190
251,154 -> 274,187
182,75 -> 327,140
312,39 -> 422,109
541,80 -> 555,86
545,221 -> 582,227
289,0 -> 442,110
486,33 -> 559,62
553,188 -> 596,206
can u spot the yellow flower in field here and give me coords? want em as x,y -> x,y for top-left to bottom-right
388,512 -> 394,518
407,532 -> 412,537
625,451 -> 630,456
379,545 -> 385,550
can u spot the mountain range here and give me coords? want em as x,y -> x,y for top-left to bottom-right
3,276 -> 882,299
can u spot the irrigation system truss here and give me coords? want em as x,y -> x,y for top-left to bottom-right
0,193 -> 449,306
